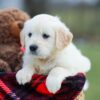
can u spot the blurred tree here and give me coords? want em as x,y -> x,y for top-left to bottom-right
24,0 -> 47,17
97,0 -> 100,6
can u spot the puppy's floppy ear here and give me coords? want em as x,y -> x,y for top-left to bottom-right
55,25 -> 73,50
20,29 -> 25,47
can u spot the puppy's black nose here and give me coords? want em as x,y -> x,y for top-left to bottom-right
30,45 -> 38,52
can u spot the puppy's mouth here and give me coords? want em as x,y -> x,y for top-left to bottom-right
30,51 -> 48,59
30,51 -> 38,55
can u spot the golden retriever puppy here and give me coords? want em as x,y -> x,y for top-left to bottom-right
16,14 -> 91,93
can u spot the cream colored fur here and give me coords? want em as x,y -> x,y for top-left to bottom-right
16,14 -> 91,93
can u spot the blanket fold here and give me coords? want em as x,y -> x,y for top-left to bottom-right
0,73 -> 85,100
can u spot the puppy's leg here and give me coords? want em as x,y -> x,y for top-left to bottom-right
46,67 -> 71,93
16,54 -> 35,85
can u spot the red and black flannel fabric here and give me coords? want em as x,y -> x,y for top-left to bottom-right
0,72 -> 85,100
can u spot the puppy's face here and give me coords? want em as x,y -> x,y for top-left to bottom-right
20,14 -> 73,59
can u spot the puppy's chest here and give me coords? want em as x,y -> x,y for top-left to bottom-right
33,60 -> 56,74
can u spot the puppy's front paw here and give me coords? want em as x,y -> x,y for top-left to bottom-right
46,76 -> 62,93
16,69 -> 33,85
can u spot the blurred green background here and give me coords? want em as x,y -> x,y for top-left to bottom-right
0,0 -> 100,99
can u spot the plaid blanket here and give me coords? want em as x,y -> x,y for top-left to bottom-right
0,73 -> 85,100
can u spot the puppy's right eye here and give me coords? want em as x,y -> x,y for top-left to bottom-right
42,33 -> 50,39
28,33 -> 32,37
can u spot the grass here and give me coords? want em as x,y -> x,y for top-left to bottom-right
76,42 -> 100,100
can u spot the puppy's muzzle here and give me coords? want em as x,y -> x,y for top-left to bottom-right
29,45 -> 38,53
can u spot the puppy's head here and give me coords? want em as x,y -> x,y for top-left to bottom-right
20,14 -> 73,59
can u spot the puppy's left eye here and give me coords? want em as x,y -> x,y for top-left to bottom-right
42,33 -> 50,39
28,33 -> 32,37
